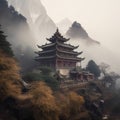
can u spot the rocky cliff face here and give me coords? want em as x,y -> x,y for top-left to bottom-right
8,0 -> 57,42
0,0 -> 37,72
66,21 -> 100,45
0,0 -> 35,49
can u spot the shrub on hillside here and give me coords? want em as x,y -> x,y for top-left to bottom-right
68,92 -> 84,115
29,81 -> 59,120
56,92 -> 84,120
43,76 -> 59,91
0,51 -> 22,101
39,66 -> 52,76
23,72 -> 43,82
23,72 -> 59,90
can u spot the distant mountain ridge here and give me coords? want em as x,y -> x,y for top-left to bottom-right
0,0 -> 34,48
0,0 -> 37,72
66,21 -> 100,45
7,0 -> 57,41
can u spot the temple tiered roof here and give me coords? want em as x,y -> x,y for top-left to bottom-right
37,42 -> 79,50
46,29 -> 70,43
35,29 -> 84,70
35,48 -> 83,57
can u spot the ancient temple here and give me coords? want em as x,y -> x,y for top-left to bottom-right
35,29 -> 95,88
35,29 -> 84,74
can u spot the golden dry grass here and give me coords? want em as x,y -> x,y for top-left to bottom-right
29,81 -> 59,120
0,50 -> 86,120
68,92 -> 84,114
0,51 -> 22,100
56,91 -> 85,120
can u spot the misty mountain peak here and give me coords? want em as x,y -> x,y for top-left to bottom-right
8,0 -> 46,23
66,21 -> 100,45
7,0 -> 56,40
67,21 -> 89,38
72,21 -> 82,28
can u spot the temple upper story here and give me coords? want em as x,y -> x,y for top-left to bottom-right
35,29 -> 85,71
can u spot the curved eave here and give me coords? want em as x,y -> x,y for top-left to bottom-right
35,49 -> 55,55
35,55 -> 56,60
81,57 -> 85,61
46,37 -> 70,43
56,47 -> 81,55
35,49 -> 83,58
78,51 -> 83,55
74,45 -> 79,49
57,42 -> 79,49
37,43 -> 55,49
56,54 -> 82,61
37,42 -> 79,50
35,54 -> 85,61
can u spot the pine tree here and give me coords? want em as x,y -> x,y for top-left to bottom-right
86,60 -> 101,78
0,25 -> 14,56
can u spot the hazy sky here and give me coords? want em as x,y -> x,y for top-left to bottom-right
41,0 -> 120,52
8,0 -> 120,72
